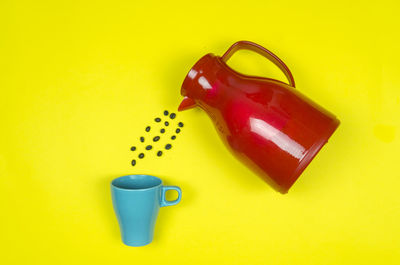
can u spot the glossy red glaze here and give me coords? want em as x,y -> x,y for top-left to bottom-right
179,41 -> 340,193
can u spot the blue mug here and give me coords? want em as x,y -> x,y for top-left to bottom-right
111,175 -> 182,247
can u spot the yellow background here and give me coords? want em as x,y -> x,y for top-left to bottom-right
1,0 -> 399,264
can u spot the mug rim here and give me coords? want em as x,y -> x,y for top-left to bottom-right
111,174 -> 162,191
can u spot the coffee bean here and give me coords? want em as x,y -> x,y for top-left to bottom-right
171,135 -> 176,140
140,136 -> 145,142
157,150 -> 163,156
130,146 -> 136,151
164,121 -> 169,126
131,159 -> 136,166
138,153 -> 144,159
160,128 -> 165,133
176,128 -> 181,133
165,144 -> 172,150
169,113 -> 176,119
155,118 -> 161,122
153,136 -> 160,142
146,145 -> 152,150
178,122 -> 184,127
163,110 -> 169,116
145,126 -> 151,132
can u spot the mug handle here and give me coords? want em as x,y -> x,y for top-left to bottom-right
160,186 -> 182,207
221,40 -> 296,88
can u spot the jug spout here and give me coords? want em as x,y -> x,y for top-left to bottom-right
178,96 -> 196,111
179,54 -> 220,112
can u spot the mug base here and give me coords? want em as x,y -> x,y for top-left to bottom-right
122,240 -> 152,247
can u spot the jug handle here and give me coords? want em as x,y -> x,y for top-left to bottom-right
221,41 -> 296,88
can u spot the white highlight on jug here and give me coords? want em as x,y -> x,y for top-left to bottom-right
188,69 -> 197,79
187,69 -> 212,90
198,76 -> 212,90
250,118 -> 306,160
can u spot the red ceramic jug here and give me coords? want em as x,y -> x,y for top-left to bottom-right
178,41 -> 340,193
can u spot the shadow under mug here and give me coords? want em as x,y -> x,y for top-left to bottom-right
111,175 -> 182,247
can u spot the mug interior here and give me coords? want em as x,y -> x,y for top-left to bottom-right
112,175 -> 162,190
